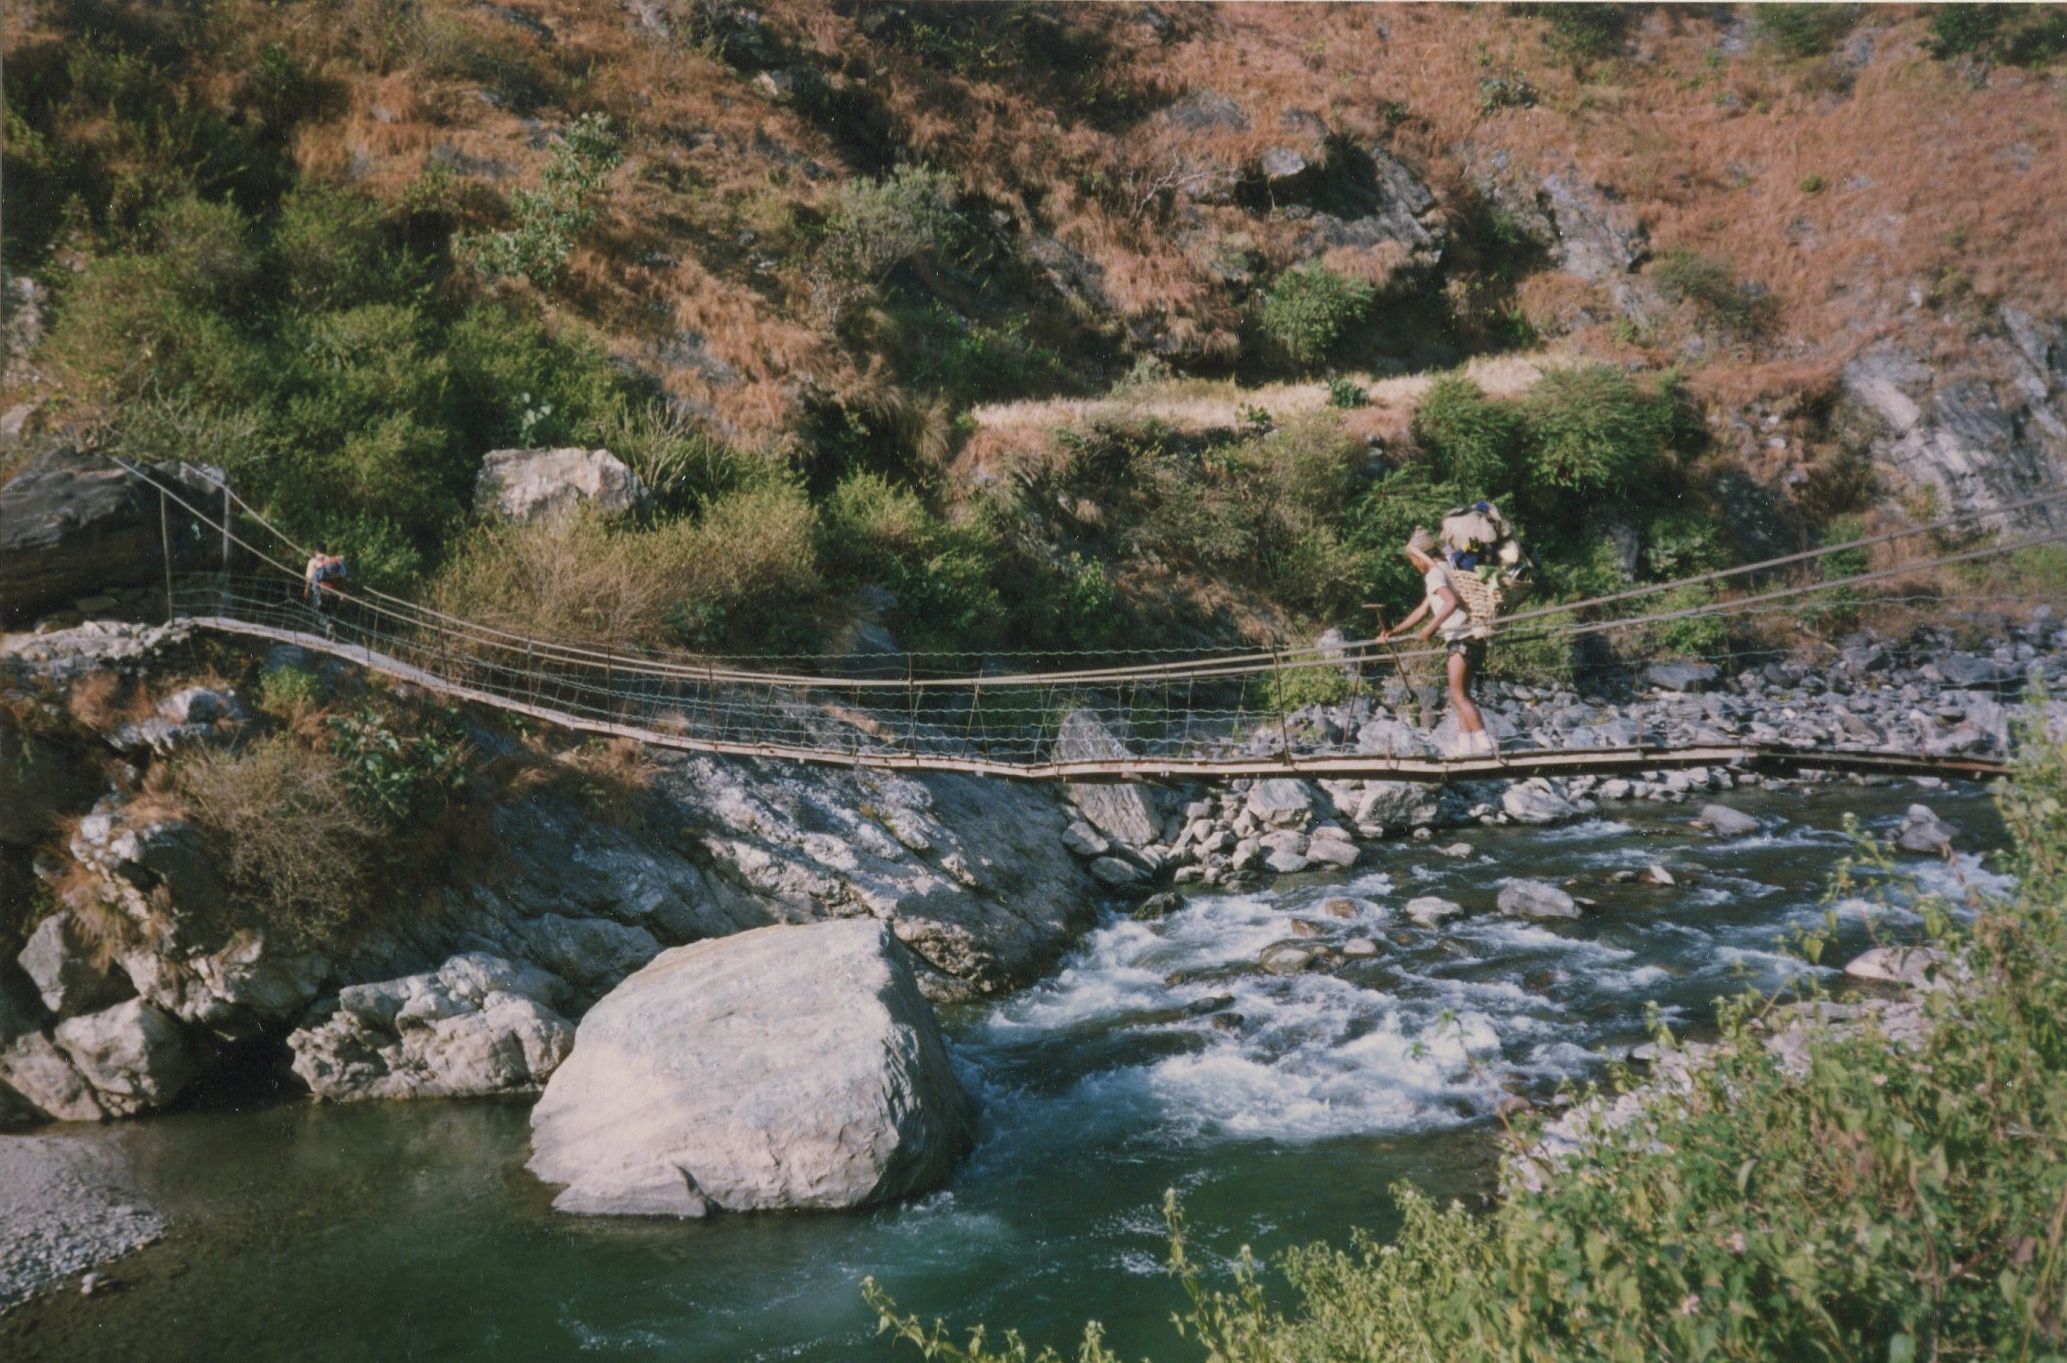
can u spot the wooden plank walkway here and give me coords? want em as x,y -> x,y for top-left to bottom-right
185,615 -> 2011,786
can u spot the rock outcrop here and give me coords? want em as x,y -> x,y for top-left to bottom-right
1838,313 -> 2067,534
1054,709 -> 1164,848
473,447 -> 648,524
287,953 -> 576,1101
527,920 -> 975,1217
0,449 -> 224,623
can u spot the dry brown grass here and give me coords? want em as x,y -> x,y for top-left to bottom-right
176,734 -> 379,940
65,671 -> 153,731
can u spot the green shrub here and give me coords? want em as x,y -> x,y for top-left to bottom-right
1259,264 -> 1375,368
1325,377 -> 1369,410
1540,4 -> 1628,65
1256,661 -> 1355,714
1519,364 -> 1673,493
1411,374 -> 1522,490
457,112 -> 623,287
1753,3 -> 1858,57
326,704 -> 470,827
257,665 -> 322,719
820,164 -> 962,285
272,185 -> 414,312
1929,4 -> 2067,66
599,399 -> 772,515
1644,582 -> 1730,659
44,253 -> 258,403
820,470 -> 933,583
1652,249 -> 1773,338
1640,507 -> 1721,578
659,481 -> 825,649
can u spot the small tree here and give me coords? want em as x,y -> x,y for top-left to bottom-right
1260,264 -> 1375,369
460,112 -> 624,287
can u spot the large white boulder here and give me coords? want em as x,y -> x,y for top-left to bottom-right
527,920 -> 975,1218
474,447 -> 647,524
288,953 -> 576,1102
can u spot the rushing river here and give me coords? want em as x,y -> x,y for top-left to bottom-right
2,782 -> 2012,1362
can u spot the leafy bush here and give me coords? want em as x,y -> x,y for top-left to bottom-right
1753,3 -> 1858,57
1519,364 -> 1675,493
872,721 -> 2067,1363
599,399 -> 772,515
1929,4 -> 2067,66
1642,582 -> 1730,659
176,735 -> 379,939
1539,4 -> 1628,65
659,481 -> 825,649
1256,661 -> 1355,714
1410,374 -> 1522,490
256,665 -> 322,720
1652,250 -> 1773,338
1325,377 -> 1369,410
457,112 -> 623,287
326,704 -> 470,827
1259,264 -> 1375,368
820,164 -> 963,285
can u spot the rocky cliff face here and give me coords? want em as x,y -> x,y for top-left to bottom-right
0,623 -> 1100,1124
1837,309 -> 2067,532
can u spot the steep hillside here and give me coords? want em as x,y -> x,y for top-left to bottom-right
3,1 -> 2063,658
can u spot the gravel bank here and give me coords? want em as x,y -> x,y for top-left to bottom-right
0,1134 -> 163,1311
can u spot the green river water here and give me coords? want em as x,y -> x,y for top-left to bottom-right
1,782 -> 2010,1363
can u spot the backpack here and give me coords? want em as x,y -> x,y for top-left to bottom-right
1438,501 -> 1535,635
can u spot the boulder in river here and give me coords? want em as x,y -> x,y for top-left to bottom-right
1405,895 -> 1462,926
528,920 -> 975,1218
1696,803 -> 1760,838
1896,803 -> 1957,855
1496,879 -> 1580,921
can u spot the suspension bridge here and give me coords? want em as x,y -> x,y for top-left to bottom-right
121,459 -> 2062,787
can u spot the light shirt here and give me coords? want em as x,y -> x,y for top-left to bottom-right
1424,564 -> 1473,642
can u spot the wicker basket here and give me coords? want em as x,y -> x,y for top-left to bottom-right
1449,569 -> 1532,639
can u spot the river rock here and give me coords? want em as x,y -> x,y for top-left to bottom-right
1245,778 -> 1314,824
1089,855 -> 1149,888
1264,848 -> 1310,875
1055,710 -> 1163,847
287,953 -> 576,1102
0,1134 -> 165,1310
1896,803 -> 1956,855
527,921 -> 975,1217
474,447 -> 647,524
1842,945 -> 1946,990
1696,803 -> 1760,838
1405,895 -> 1462,926
1303,834 -> 1360,869
1501,779 -> 1581,826
52,999 -> 195,1117
1496,879 -> 1580,921
1645,662 -> 1720,693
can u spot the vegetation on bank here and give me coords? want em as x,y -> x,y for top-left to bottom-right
6,1 -> 2053,674
868,712 -> 2067,1360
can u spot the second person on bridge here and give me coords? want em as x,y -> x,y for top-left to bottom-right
1377,527 -> 1495,760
